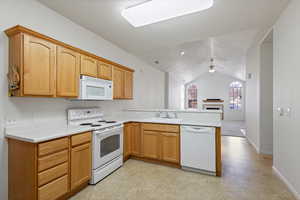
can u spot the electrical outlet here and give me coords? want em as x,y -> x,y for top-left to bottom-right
5,119 -> 17,127
285,107 -> 292,118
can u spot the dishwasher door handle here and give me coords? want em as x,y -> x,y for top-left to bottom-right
183,126 -> 214,133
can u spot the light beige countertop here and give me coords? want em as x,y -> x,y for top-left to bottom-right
5,124 -> 93,143
121,117 -> 222,127
5,118 -> 221,143
125,108 -> 223,114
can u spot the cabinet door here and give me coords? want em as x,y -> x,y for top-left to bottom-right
113,67 -> 124,99
80,55 -> 98,77
56,47 -> 80,97
123,124 -> 132,160
142,131 -> 160,160
98,62 -> 112,80
23,34 -> 56,96
71,143 -> 91,190
160,132 -> 180,164
131,123 -> 141,156
124,71 -> 133,99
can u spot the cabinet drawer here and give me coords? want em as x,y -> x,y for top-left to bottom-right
142,123 -> 179,133
38,150 -> 68,172
38,162 -> 68,186
38,137 -> 69,157
38,175 -> 68,200
71,132 -> 91,147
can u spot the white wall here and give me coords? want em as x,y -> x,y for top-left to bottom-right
273,0 -> 300,198
260,40 -> 273,155
0,0 -> 165,199
167,73 -> 184,110
245,45 -> 261,152
186,72 -> 245,121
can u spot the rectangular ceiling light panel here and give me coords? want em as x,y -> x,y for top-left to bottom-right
122,0 -> 214,27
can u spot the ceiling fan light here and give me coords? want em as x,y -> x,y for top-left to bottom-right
209,65 -> 216,73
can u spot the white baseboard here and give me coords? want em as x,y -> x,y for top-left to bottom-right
260,149 -> 273,155
246,135 -> 260,153
272,166 -> 300,200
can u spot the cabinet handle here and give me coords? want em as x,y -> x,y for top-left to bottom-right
160,132 -> 177,137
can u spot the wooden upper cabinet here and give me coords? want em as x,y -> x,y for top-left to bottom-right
80,55 -> 98,77
98,62 -> 112,80
23,34 -> 56,96
112,66 -> 134,99
113,67 -> 124,99
5,25 -> 134,98
124,71 -> 133,99
56,47 -> 80,97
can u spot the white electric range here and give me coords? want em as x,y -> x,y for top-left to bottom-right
68,108 -> 123,184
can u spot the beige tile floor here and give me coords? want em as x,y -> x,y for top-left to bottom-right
71,137 -> 296,200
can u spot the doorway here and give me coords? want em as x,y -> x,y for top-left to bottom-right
259,30 -> 273,155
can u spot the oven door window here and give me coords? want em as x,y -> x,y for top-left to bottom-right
100,135 -> 120,157
87,85 -> 105,97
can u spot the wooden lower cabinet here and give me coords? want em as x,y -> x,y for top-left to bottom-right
123,124 -> 132,160
71,143 -> 91,190
131,123 -> 141,156
160,132 -> 180,163
142,130 -> 180,164
141,123 -> 180,164
142,131 -> 161,160
123,123 -> 141,161
124,123 -> 180,166
38,163 -> 68,187
38,175 -> 69,200
8,132 -> 92,200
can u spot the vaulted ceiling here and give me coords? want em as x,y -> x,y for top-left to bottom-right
38,0 -> 289,83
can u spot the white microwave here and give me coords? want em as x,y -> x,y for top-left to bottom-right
78,75 -> 113,100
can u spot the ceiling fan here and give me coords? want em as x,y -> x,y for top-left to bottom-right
208,38 -> 225,73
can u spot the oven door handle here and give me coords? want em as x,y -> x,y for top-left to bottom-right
97,131 -> 118,139
94,125 -> 123,135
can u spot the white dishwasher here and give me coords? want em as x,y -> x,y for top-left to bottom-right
181,125 -> 216,174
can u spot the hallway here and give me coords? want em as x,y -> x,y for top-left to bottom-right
222,121 -> 246,137
71,137 -> 295,200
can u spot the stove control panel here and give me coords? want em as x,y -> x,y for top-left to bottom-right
68,108 -> 103,121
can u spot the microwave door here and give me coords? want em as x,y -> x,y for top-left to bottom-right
86,85 -> 106,99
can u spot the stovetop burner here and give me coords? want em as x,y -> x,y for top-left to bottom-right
97,120 -> 117,123
105,121 -> 117,123
91,124 -> 102,127
80,123 -> 93,126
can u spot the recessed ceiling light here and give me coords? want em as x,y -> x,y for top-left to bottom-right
122,0 -> 214,27
180,51 -> 185,56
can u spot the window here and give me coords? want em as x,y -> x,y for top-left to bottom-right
187,84 -> 197,109
229,81 -> 242,110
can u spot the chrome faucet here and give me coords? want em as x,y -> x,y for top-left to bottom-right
157,111 -> 177,119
